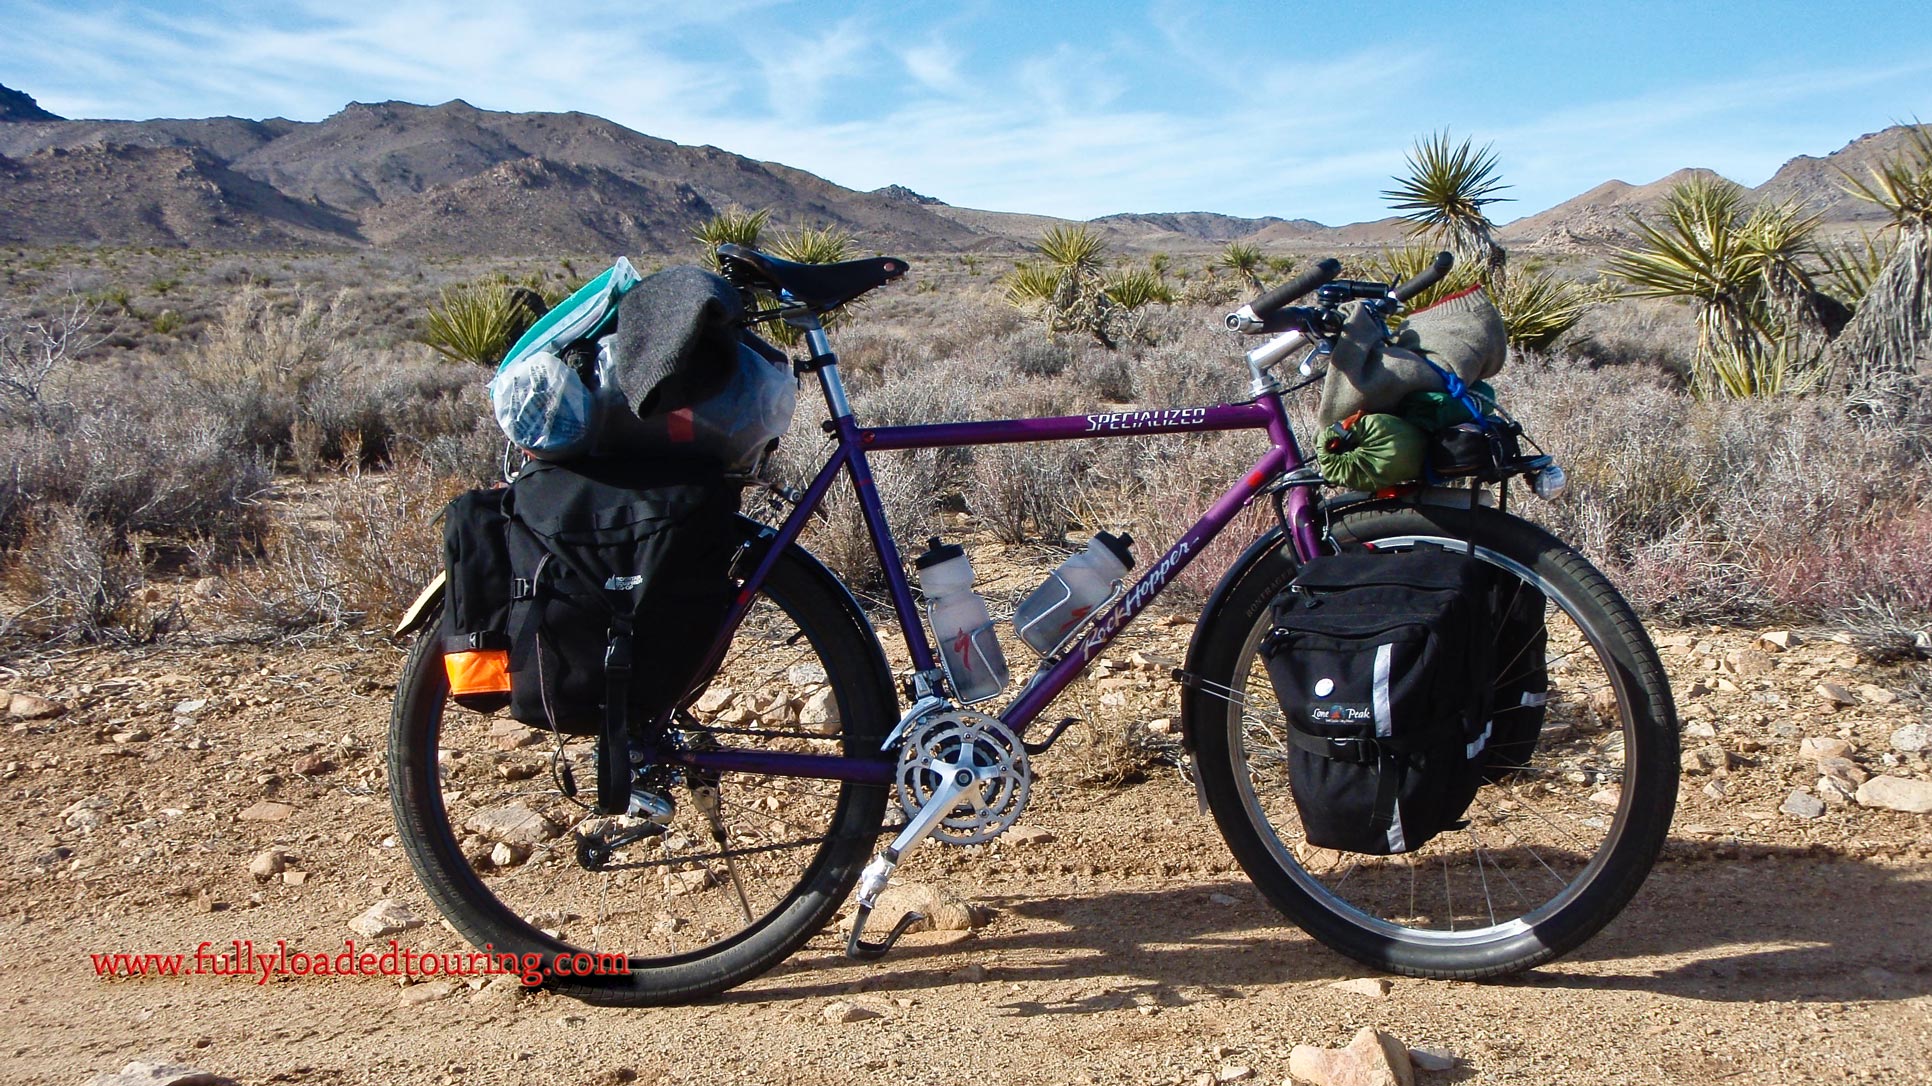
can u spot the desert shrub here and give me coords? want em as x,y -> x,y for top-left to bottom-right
181,286 -> 344,457
0,397 -> 271,556
1498,356 -> 1932,623
966,442 -> 1081,545
216,464 -> 458,636
799,448 -> 943,594
2,505 -> 170,644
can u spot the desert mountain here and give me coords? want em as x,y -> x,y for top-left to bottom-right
0,85 -> 60,123
0,83 -> 1920,257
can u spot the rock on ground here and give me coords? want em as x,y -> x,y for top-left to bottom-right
1855,776 -> 1932,814
8,692 -> 66,720
88,1063 -> 233,1086
463,803 -> 562,847
842,881 -> 983,934
1287,1027 -> 1413,1086
247,850 -> 287,880
350,899 -> 424,939
821,999 -> 883,1023
1327,977 -> 1392,998
1890,724 -> 1931,753
1780,790 -> 1826,820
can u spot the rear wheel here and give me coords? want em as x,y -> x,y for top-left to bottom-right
389,532 -> 894,1004
1188,501 -> 1677,978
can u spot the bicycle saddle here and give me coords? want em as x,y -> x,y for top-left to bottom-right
716,243 -> 908,312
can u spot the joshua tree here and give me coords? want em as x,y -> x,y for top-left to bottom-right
1604,174 -> 1831,396
1826,123 -> 1932,416
1004,224 -> 1118,348
1383,131 -> 1512,284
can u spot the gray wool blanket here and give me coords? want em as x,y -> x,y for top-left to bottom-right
608,265 -> 745,418
1317,287 -> 1507,426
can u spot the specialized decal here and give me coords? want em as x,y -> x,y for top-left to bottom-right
1084,408 -> 1208,432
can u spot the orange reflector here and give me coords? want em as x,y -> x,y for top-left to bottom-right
445,649 -> 511,696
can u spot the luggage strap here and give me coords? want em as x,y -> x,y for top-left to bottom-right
513,517 -> 641,815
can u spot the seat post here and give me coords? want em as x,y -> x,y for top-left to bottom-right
796,314 -> 854,420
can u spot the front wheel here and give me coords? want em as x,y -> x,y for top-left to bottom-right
1186,501 -> 1678,978
389,529 -> 895,1004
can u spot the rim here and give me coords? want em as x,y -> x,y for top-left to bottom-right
1225,534 -> 1639,946
411,580 -> 863,967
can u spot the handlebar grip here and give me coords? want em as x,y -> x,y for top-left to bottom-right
1248,258 -> 1342,317
1390,251 -> 1454,303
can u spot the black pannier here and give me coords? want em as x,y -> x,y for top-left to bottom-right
1261,546 -> 1495,855
439,488 -> 517,713
502,457 -> 740,737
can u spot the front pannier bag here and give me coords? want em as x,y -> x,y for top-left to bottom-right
1262,547 -> 1495,854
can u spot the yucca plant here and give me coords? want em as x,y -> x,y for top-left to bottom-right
1383,131 -> 1512,282
1493,267 -> 1600,352
1004,262 -> 1062,307
1605,175 -> 1827,396
1101,267 -> 1174,345
1215,241 -> 1266,292
422,280 -> 538,367
1826,122 -> 1932,413
1036,223 -> 1107,278
769,223 -> 856,265
1100,267 -> 1175,309
1816,231 -> 1896,306
692,206 -> 772,269
1003,224 -> 1117,348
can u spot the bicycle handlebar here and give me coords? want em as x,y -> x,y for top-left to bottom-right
1391,251 -> 1454,303
1225,250 -> 1456,336
1226,259 -> 1341,331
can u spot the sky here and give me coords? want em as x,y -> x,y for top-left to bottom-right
3,0 -> 1930,226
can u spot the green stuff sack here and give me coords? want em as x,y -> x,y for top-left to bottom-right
1317,412 -> 1426,491
1397,380 -> 1496,433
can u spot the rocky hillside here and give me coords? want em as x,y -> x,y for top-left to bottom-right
0,82 -> 1921,257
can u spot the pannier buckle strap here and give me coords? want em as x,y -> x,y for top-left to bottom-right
604,630 -> 634,674
1286,726 -> 1383,765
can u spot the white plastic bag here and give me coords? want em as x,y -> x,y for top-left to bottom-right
488,350 -> 594,459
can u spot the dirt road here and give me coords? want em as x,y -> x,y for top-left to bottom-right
4,628 -> 1928,1086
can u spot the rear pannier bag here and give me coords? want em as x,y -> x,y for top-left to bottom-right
1262,547 -> 1495,855
440,488 -> 516,712
502,457 -> 740,736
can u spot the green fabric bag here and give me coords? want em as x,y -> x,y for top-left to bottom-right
1398,380 -> 1497,433
1316,413 -> 1427,491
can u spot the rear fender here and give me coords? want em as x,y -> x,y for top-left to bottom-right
395,571 -> 446,638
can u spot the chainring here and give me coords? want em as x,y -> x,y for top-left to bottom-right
894,709 -> 1031,845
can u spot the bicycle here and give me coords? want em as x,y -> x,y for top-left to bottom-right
388,246 -> 1679,1004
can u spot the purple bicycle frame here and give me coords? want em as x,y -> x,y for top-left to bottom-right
663,389 -> 1322,787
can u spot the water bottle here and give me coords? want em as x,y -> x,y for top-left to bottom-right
1012,531 -> 1136,654
915,538 -> 1009,704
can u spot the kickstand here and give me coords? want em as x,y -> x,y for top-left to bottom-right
845,902 -> 928,960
